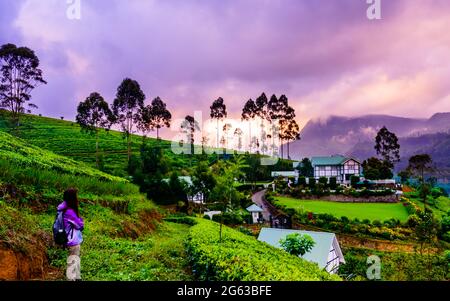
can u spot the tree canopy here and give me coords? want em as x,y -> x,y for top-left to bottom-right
112,78 -> 146,161
374,126 -> 400,167
280,233 -> 315,257
0,43 -> 47,125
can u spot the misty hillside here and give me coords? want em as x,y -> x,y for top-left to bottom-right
288,113 -> 450,173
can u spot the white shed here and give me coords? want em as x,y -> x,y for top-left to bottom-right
246,204 -> 264,224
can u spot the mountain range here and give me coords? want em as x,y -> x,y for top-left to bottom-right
288,113 -> 450,174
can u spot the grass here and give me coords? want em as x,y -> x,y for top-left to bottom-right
275,196 -> 410,222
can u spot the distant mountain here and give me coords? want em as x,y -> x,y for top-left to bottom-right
348,132 -> 450,171
288,113 -> 450,173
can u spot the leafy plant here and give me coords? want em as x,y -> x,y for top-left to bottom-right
279,233 -> 315,257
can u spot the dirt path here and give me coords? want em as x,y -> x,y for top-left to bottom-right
251,189 -> 277,221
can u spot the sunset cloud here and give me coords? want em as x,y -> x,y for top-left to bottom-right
1,0 -> 450,138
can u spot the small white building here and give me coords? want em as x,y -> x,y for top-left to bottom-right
258,228 -> 345,274
246,204 -> 264,224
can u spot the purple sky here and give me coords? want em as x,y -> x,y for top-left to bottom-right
1,0 -> 450,139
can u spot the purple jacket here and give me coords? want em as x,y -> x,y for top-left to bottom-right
57,201 -> 84,247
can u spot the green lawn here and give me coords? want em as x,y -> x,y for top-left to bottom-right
275,196 -> 410,222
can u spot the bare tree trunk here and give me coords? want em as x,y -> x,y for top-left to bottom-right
287,140 -> 290,159
248,121 -> 252,153
281,139 -> 284,159
216,119 -> 219,149
127,133 -> 131,162
96,129 -> 99,168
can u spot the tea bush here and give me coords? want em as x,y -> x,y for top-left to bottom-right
185,219 -> 341,281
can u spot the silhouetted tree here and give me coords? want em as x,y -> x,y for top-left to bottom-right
234,128 -> 243,151
241,98 -> 257,152
138,96 -> 171,140
76,92 -> 113,168
407,154 -> 433,184
0,43 -> 47,127
112,78 -> 146,162
255,93 -> 269,154
222,123 -> 232,151
407,154 -> 434,210
375,126 -> 400,168
210,97 -> 227,149
181,115 -> 200,165
284,118 -> 300,159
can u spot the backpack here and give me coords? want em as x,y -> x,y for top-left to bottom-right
53,210 -> 68,246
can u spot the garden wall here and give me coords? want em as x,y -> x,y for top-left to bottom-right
318,194 -> 398,203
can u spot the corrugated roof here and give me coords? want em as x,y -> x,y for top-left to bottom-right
311,156 -> 347,166
246,204 -> 264,212
258,228 -> 337,269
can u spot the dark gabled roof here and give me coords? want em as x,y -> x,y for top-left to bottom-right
311,156 -> 347,166
311,156 -> 360,166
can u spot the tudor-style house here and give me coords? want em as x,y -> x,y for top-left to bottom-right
294,155 -> 362,184
310,155 -> 361,184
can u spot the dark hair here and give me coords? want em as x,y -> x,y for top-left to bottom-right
64,188 -> 79,217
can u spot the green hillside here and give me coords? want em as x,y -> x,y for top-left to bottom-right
0,110 -> 195,175
0,129 -> 193,280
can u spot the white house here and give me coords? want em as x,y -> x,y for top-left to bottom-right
246,204 -> 264,224
257,228 -> 345,274
310,155 -> 361,184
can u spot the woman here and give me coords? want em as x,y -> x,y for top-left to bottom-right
57,188 -> 84,281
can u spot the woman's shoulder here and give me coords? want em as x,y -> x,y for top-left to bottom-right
64,208 -> 78,218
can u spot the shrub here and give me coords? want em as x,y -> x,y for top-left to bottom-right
163,216 -> 197,226
211,211 -> 246,225
372,220 -> 382,227
350,176 -> 360,188
431,187 -> 445,198
298,176 -> 307,187
329,177 -> 337,190
308,177 -> 316,189
318,177 -> 328,186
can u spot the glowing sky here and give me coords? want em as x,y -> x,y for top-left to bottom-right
1,0 -> 450,139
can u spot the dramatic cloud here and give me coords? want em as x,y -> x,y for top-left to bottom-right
1,0 -> 450,138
